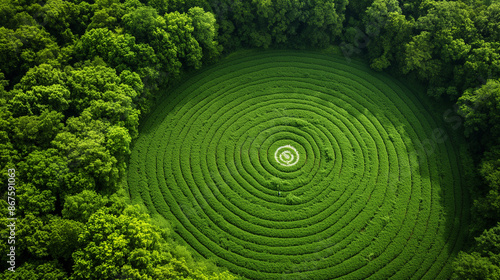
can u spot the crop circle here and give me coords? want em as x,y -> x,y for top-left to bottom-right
275,145 -> 300,167
127,50 -> 470,279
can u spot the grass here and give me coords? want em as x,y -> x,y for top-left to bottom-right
126,50 -> 471,279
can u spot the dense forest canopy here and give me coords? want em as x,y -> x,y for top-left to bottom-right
0,0 -> 500,279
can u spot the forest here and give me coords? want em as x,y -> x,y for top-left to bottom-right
1,0 -> 500,279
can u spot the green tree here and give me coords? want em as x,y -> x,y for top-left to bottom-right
75,27 -> 158,74
9,86 -> 70,116
364,0 -> 413,71
188,7 -> 221,61
0,84 -> 18,172
459,41 -> 500,92
402,31 -> 437,78
473,146 -> 500,223
0,0 -> 17,28
87,0 -> 129,31
453,251 -> 500,280
299,0 -> 347,47
51,123 -> 120,195
346,0 -> 377,20
10,110 -> 65,154
65,65 -> 141,131
19,148 -> 68,196
475,2 -> 500,43
165,11 -> 203,69
143,0 -> 169,15
122,6 -> 163,44
40,217 -> 85,261
458,78 -> 500,140
71,205 -> 236,280
62,190 -> 109,223
70,206 -> 174,279
40,0 -> 77,44
400,1 -> 477,97
16,183 -> 56,217
453,223 -> 500,279
9,25 -> 60,78
14,63 -> 66,91
0,27 -> 23,77
0,261 -> 67,280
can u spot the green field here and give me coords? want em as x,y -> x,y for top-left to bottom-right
126,50 -> 470,279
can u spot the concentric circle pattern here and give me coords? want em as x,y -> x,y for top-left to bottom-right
275,145 -> 300,167
127,50 -> 470,279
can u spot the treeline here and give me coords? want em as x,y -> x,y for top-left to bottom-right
0,0 -> 499,278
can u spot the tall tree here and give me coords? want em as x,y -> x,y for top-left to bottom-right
51,119 -> 120,195
453,223 -> 500,279
364,0 -> 413,71
62,190 -> 109,223
401,1 -> 476,97
74,27 -> 158,74
10,110 -> 65,154
188,7 -> 222,62
164,10 -> 203,69
458,78 -> 500,141
71,206 -> 237,280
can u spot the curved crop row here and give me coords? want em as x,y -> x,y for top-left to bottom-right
127,50 -> 470,279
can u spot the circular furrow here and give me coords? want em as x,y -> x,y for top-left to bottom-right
126,50 -> 470,279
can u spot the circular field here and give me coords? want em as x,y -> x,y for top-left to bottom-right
127,50 -> 470,279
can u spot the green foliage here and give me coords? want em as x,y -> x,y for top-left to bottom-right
364,0 -> 414,71
0,63 -> 140,199
0,27 -> 24,77
66,65 -> 141,122
71,205 -> 236,280
51,125 -> 120,194
476,3 -> 500,42
75,27 -> 158,74
14,63 -> 66,91
87,0 -> 130,31
453,251 -> 500,280
209,0 -> 348,49
470,146 -> 500,223
10,63 -> 142,134
458,78 -> 500,140
453,223 -> 500,280
122,6 -> 162,43
37,216 -> 85,261
121,5 -> 209,78
164,11 -> 203,69
40,0 -> 77,43
1,261 -> 68,280
10,110 -> 64,153
16,183 -> 56,217
189,7 -> 222,61
62,190 -> 109,223
0,25 -> 61,79
0,75 -> 17,170
71,206 -> 165,279
9,85 -> 70,116
363,0 -> 500,98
